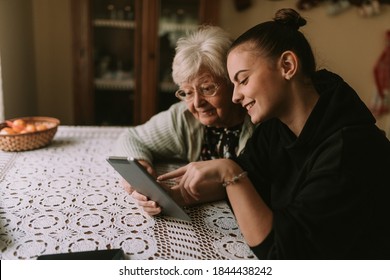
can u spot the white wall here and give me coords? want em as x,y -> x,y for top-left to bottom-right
220,0 -> 390,134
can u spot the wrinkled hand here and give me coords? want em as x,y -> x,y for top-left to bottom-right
131,181 -> 179,216
131,190 -> 162,216
120,159 -> 164,216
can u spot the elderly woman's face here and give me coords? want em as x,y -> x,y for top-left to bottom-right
180,71 -> 241,127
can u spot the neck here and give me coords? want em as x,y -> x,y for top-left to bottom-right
281,83 -> 319,137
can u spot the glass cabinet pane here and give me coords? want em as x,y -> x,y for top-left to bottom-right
92,0 -> 136,125
157,0 -> 200,112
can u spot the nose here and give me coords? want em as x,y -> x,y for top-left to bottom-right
232,86 -> 243,104
193,91 -> 206,107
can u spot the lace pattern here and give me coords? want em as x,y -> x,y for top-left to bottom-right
0,126 -> 256,260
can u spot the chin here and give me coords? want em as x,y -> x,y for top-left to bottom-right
199,117 -> 218,127
250,114 -> 262,125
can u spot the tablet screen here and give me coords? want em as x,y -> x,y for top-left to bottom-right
106,156 -> 191,222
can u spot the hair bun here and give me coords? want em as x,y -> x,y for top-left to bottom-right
273,8 -> 306,30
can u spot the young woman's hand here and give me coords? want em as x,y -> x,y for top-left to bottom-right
158,159 -> 240,203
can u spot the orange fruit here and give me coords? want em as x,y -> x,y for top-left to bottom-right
36,124 -> 48,131
0,127 -> 16,135
12,119 -> 26,127
25,124 -> 37,133
11,119 -> 26,133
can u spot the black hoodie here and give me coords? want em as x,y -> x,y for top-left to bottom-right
234,69 -> 390,259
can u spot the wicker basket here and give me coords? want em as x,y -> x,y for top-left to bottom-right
0,116 -> 60,152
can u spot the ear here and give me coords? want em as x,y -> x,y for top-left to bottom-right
280,51 -> 298,81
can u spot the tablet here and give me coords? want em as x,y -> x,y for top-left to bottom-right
106,156 -> 191,222
37,248 -> 125,260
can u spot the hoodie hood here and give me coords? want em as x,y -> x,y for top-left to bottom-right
296,69 -> 376,148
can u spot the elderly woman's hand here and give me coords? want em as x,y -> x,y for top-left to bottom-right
120,159 -> 166,216
131,190 -> 162,216
131,182 -> 180,216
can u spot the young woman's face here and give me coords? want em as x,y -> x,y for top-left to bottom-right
181,70 -> 243,127
227,45 -> 288,125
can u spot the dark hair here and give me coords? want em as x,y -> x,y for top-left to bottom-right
229,8 -> 316,78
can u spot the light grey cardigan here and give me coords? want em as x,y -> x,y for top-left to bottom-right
114,101 -> 255,164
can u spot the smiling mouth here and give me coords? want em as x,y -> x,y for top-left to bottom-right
199,109 -> 215,116
244,101 -> 255,111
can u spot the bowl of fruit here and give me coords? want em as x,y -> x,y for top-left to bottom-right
0,116 -> 60,152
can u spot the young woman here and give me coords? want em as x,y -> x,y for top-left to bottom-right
158,8 -> 390,259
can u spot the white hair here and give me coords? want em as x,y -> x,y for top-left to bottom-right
172,25 -> 232,86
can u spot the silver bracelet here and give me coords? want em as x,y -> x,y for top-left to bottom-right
222,171 -> 248,187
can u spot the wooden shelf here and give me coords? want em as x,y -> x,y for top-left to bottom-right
94,78 -> 135,90
93,19 -> 135,29
159,21 -> 198,33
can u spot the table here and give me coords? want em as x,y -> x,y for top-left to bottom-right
0,126 -> 256,260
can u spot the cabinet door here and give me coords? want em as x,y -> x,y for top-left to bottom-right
72,0 -> 141,125
92,0 -> 139,125
138,0 -> 220,124
158,0 -> 206,113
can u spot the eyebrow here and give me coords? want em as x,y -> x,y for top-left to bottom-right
181,79 -> 215,89
233,70 -> 249,82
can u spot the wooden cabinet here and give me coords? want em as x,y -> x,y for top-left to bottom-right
71,0 -> 219,125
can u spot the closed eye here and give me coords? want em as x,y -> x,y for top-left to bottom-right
239,77 -> 248,85
200,84 -> 215,94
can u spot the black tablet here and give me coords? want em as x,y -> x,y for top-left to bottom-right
37,248 -> 125,260
106,156 -> 191,222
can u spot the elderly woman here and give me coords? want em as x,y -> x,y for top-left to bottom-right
114,25 -> 255,212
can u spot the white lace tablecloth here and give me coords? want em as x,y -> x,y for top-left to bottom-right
0,126 -> 256,260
